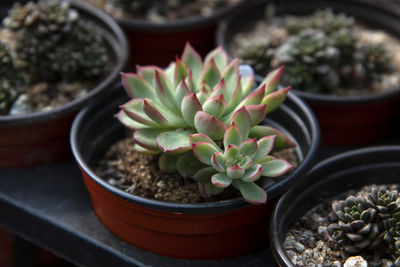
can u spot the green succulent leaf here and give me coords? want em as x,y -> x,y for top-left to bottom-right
238,84 -> 266,107
181,43 -> 203,81
116,110 -> 147,130
135,65 -> 164,85
175,78 -> 191,106
261,66 -> 284,94
211,151 -> 226,172
143,99 -> 169,124
261,87 -> 290,114
222,59 -> 240,95
174,58 -> 189,86
245,104 -> 267,127
194,111 -> 227,140
239,138 -> 258,157
133,143 -> 160,155
133,128 -> 164,151
192,141 -> 220,165
176,152 -> 206,178
224,123 -> 243,148
211,173 -> 232,188
224,144 -> 240,159
261,158 -> 293,177
227,165 -> 245,179
181,93 -> 202,127
159,153 -> 179,172
122,73 -> 156,99
249,125 -> 297,151
255,135 -> 276,160
154,70 -> 179,113
241,74 -> 255,97
231,107 -> 251,139
204,46 -> 229,71
202,94 -> 226,118
234,180 -> 267,204
193,167 -> 217,183
190,133 -> 221,150
199,182 -> 225,197
199,59 -> 221,89
120,99 -> 162,128
157,130 -> 192,154
241,164 -> 263,182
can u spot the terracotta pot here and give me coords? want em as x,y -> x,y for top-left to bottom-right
0,1 -> 129,168
70,83 -> 320,260
113,1 -> 246,67
269,146 -> 400,266
217,0 -> 400,146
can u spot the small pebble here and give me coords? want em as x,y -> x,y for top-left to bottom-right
9,94 -> 34,115
344,256 -> 368,267
294,241 -> 305,253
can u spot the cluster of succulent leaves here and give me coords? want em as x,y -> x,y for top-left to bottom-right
328,186 -> 400,264
240,9 -> 394,94
118,43 -> 296,204
0,0 -> 109,114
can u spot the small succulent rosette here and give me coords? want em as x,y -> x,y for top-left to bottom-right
118,43 -> 297,204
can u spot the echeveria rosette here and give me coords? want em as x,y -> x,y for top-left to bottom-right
117,43 -> 292,166
183,106 -> 293,204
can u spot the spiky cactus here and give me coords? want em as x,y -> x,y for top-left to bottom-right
3,0 -> 108,82
178,107 -> 293,204
118,44 -> 293,157
328,186 -> 400,262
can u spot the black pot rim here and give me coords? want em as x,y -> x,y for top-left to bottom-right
0,0 -> 129,125
114,0 -> 246,33
216,0 -> 400,105
269,145 -> 400,267
70,86 -> 320,214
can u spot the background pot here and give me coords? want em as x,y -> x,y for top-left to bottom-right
0,1 -> 128,168
70,82 -> 320,260
270,146 -> 400,266
114,0 -> 246,67
217,0 -> 400,146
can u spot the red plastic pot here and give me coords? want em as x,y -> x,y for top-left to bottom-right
217,0 -> 400,146
70,83 -> 319,260
114,1 -> 246,67
0,1 -> 128,168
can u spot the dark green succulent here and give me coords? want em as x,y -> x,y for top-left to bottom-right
328,186 -> 400,262
3,0 -> 109,83
358,43 -> 394,76
328,195 -> 380,254
0,43 -> 20,115
273,29 -> 340,92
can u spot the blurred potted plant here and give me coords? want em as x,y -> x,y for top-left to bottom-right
218,0 -> 400,146
0,0 -> 128,167
84,0 -> 246,67
270,146 -> 400,266
70,44 -> 320,259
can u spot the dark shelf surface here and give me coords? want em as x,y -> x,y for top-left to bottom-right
1,140 -> 398,267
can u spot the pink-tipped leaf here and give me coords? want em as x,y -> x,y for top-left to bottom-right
227,165 -> 245,179
121,73 -> 156,100
211,151 -> 226,172
234,180 -> 267,204
194,111 -> 227,140
181,43 -> 203,81
245,104 -> 267,127
120,99 -> 161,127
181,93 -> 202,127
202,94 -> 226,118
239,84 -> 266,107
143,99 -> 168,124
241,164 -> 263,182
192,141 -> 220,165
116,110 -> 147,130
255,135 -> 276,160
204,46 -> 229,71
231,107 -> 251,139
249,125 -> 297,151
261,66 -> 284,94
239,138 -> 258,157
135,65 -> 164,84
261,86 -> 290,114
193,167 -> 217,183
189,133 -> 221,150
134,128 -> 163,151
133,143 -> 160,155
175,78 -> 191,106
224,144 -> 240,159
223,122 -> 243,148
198,59 -> 222,89
157,130 -> 192,154
174,58 -> 189,86
154,70 -> 179,113
211,173 -> 232,188
261,159 -> 293,177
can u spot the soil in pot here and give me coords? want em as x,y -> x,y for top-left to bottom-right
84,0 -> 241,22
283,184 -> 400,266
0,0 -> 113,116
95,137 -> 299,204
227,7 -> 400,97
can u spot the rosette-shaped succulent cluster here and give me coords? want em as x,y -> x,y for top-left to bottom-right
3,0 -> 108,82
357,44 -> 394,76
273,29 -> 340,93
328,196 -> 380,254
118,44 -> 291,156
328,186 -> 400,261
180,107 -> 293,204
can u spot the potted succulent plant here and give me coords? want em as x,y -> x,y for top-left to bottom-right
0,0 -> 128,167
270,146 -> 400,266
217,0 -> 400,146
70,44 -> 320,259
84,0 -> 246,67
